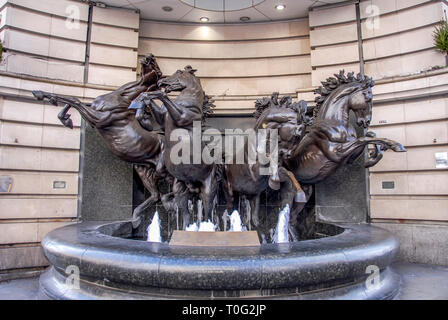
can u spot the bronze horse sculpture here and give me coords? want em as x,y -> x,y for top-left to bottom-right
32,55 -> 407,243
32,54 -> 167,227
223,93 -> 309,240
130,66 -> 221,228
284,71 -> 406,185
225,71 -> 406,241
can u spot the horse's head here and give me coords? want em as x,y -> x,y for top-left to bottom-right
157,65 -> 200,93
141,53 -> 163,83
347,82 -> 373,128
314,71 -> 375,129
91,54 -> 164,113
254,93 -> 309,159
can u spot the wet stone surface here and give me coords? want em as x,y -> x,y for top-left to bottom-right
38,221 -> 400,299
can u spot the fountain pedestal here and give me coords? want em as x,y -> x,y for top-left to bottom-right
39,221 -> 400,300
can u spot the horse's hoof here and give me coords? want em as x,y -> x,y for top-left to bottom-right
63,118 -> 73,129
294,190 -> 307,203
32,90 -> 44,100
49,97 -> 59,106
251,217 -> 259,230
364,160 -> 376,168
268,178 -> 281,190
131,216 -> 142,229
129,100 -> 144,110
392,144 -> 406,152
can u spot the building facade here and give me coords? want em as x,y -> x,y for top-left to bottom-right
0,0 -> 447,274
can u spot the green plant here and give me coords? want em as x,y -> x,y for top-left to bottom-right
434,20 -> 448,66
434,20 -> 448,53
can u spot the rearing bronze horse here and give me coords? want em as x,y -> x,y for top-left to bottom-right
285,70 -> 406,185
223,93 -> 309,239
32,54 -> 167,227
130,66 -> 220,226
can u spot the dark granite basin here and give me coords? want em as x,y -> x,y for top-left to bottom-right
39,221 -> 400,300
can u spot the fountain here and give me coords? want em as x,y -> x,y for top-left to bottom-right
146,211 -> 162,243
229,211 -> 244,232
198,220 -> 216,232
185,223 -> 199,232
273,205 -> 290,244
35,57 -> 405,300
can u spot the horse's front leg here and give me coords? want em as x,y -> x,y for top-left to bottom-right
279,167 -> 307,204
222,175 -> 235,231
361,136 -> 406,152
336,135 -> 406,167
156,93 -> 201,127
364,144 -> 383,168
199,166 -> 219,224
172,179 -> 192,230
146,99 -> 166,128
278,168 -> 312,242
249,195 -> 260,231
132,91 -> 201,127
132,165 -> 160,228
363,132 -> 383,168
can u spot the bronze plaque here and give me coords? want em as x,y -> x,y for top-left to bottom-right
169,231 -> 260,247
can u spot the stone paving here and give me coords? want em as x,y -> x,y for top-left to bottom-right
0,262 -> 447,300
392,262 -> 448,300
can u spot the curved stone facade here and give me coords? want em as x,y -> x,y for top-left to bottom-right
0,0 -> 447,274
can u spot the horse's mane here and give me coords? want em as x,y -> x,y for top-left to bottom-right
253,92 -> 307,120
313,70 -> 375,117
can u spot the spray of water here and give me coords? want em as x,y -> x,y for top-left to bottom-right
185,222 -> 199,232
147,211 -> 162,243
229,210 -> 243,231
198,220 -> 216,232
186,221 -> 216,232
273,205 -> 290,244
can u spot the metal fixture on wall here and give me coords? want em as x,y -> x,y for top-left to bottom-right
83,3 -> 93,84
355,1 -> 365,76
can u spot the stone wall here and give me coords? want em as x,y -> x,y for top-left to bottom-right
0,0 -> 89,82
87,6 -> 139,86
138,19 -> 312,114
309,1 -> 360,86
300,0 -> 448,265
0,0 -> 447,272
0,0 -> 135,272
